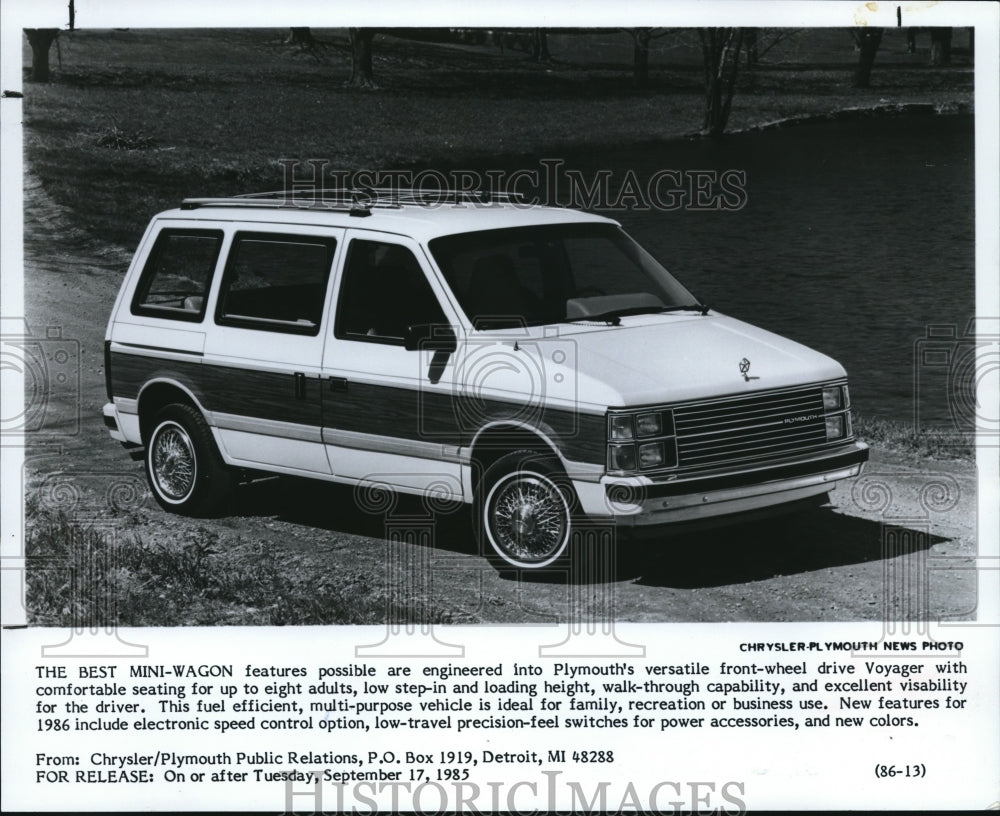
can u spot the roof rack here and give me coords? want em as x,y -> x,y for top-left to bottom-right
180,187 -> 527,215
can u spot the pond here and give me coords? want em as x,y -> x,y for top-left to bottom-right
518,113 -> 975,428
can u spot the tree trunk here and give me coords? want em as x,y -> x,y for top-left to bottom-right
745,28 -> 758,67
68,1 -> 75,31
699,28 -> 743,137
287,27 -> 315,47
851,27 -> 883,88
531,29 -> 550,63
346,28 -> 376,88
24,29 -> 59,82
631,29 -> 651,87
929,27 -> 952,66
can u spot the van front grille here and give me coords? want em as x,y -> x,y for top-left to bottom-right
673,386 -> 830,469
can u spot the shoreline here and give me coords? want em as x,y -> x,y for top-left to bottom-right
724,99 -> 973,137
21,27 -> 974,247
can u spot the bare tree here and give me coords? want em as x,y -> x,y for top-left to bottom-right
346,28 -> 377,88
748,28 -> 802,65
286,27 -> 315,48
699,28 -> 744,137
744,28 -> 758,67
624,28 -> 673,88
850,27 -> 883,88
530,28 -> 550,63
24,29 -> 60,82
929,27 -> 952,66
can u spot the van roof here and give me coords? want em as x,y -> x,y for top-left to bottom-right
155,191 -> 618,241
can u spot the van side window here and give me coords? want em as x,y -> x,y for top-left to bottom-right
335,240 -> 447,344
216,232 -> 336,335
131,229 -> 223,322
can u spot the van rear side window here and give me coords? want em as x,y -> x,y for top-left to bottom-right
131,229 -> 223,321
215,232 -> 336,335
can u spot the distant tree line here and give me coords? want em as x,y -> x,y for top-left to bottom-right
24,25 -> 968,137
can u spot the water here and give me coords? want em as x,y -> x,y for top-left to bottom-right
549,114 -> 975,427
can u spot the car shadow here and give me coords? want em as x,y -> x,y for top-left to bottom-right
231,475 -> 480,555
625,508 -> 946,589
230,477 -> 947,589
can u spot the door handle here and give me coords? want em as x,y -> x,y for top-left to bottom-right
328,377 -> 348,392
294,372 -> 307,399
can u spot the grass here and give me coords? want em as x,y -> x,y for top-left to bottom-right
853,413 -> 975,460
22,27 -> 973,248
94,119 -> 157,150
24,498 -> 472,626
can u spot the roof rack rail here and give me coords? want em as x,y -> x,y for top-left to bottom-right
180,187 -> 527,213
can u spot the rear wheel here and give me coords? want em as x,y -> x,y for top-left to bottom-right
477,451 -> 575,569
145,403 -> 234,516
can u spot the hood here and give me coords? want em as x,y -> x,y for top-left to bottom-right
458,312 -> 847,411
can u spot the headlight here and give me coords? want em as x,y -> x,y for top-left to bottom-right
636,412 -> 662,437
608,443 -> 637,471
825,415 -> 845,441
823,386 -> 844,411
609,415 -> 633,440
638,441 -> 664,468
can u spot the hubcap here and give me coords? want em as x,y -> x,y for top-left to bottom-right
151,423 -> 195,501
488,473 -> 568,564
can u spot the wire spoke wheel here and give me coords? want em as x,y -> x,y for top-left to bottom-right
486,469 -> 570,566
150,421 -> 197,502
144,404 -> 235,516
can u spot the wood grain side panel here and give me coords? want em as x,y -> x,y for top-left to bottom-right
324,381 -> 606,465
110,352 -> 605,464
109,351 -> 321,427
200,365 -> 320,426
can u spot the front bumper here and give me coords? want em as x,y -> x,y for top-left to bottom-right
573,441 -> 869,527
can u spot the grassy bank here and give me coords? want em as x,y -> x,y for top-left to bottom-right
24,499 -> 470,627
23,27 -> 973,248
853,415 -> 975,461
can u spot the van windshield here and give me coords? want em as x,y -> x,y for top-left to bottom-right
428,223 -> 701,329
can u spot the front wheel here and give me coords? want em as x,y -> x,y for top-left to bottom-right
145,403 -> 234,516
477,451 -> 575,569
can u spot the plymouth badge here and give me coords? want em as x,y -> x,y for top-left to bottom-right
739,357 -> 759,382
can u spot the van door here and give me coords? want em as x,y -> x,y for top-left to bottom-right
320,231 -> 464,498
201,225 -> 343,475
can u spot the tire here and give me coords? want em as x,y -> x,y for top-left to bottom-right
476,451 -> 575,569
145,403 -> 235,516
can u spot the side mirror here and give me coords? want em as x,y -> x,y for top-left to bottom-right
404,323 -> 457,353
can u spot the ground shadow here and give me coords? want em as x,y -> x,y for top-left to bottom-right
627,508 -> 946,589
230,477 -> 947,590
231,474 -> 479,555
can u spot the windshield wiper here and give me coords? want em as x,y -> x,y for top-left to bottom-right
563,303 -> 710,325
660,303 -> 711,315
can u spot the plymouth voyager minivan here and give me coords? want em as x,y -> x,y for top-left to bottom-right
103,190 -> 868,569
